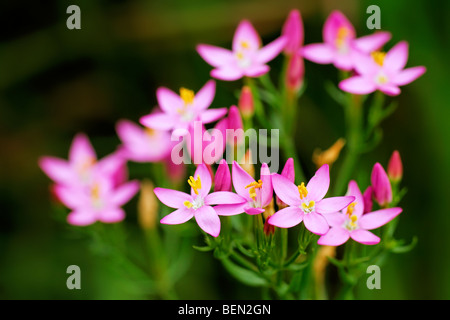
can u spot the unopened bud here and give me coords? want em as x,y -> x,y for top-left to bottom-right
238,86 -> 254,120
286,52 -> 304,94
371,162 -> 392,207
388,150 -> 403,183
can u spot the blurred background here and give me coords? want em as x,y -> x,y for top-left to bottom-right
1,0 -> 449,299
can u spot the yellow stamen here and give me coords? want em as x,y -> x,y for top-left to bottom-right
236,51 -> 244,60
145,128 -> 155,137
335,27 -> 350,47
350,214 -> 358,227
183,200 -> 192,209
346,202 -> 357,216
91,183 -> 100,200
371,51 -> 386,66
376,74 -> 388,84
301,200 -> 315,210
298,182 -> 308,200
179,87 -> 195,105
245,179 -> 263,201
187,175 -> 202,195
241,40 -> 250,49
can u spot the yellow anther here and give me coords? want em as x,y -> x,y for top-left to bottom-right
371,51 -> 386,66
145,128 -> 155,137
350,214 -> 358,227
301,200 -> 315,210
376,74 -> 389,84
298,182 -> 308,200
346,202 -> 357,216
79,156 -> 96,174
183,200 -> 192,209
179,87 -> 195,105
245,180 -> 263,201
236,51 -> 244,60
241,41 -> 250,49
187,175 -> 202,195
335,27 -> 350,47
91,183 -> 100,200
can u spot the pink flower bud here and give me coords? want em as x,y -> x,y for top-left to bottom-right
286,52 -> 304,93
388,150 -> 403,182
282,9 -> 304,55
238,86 -> 254,119
363,186 -> 373,213
214,159 -> 231,192
371,162 -> 393,207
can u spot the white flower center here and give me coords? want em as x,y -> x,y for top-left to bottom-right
300,200 -> 315,214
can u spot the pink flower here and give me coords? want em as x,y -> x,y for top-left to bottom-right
140,80 -> 227,133
187,121 -> 226,165
268,164 -> 354,235
214,161 -> 273,216
214,159 -> 231,192
339,41 -> 426,96
197,20 -> 287,81
302,10 -> 391,71
371,162 -> 392,207
282,9 -> 304,55
388,150 -> 403,182
39,133 -> 126,188
54,176 -> 140,226
155,164 -> 245,237
116,119 -> 172,163
318,180 -> 402,246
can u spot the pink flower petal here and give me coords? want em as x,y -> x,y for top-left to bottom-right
67,209 -> 97,226
306,164 -> 330,202
316,196 -> 355,215
323,10 -> 355,45
321,212 -> 346,228
194,80 -> 216,112
350,229 -> 380,245
303,212 -> 329,235
339,76 -> 377,95
196,44 -> 234,68
156,87 -> 183,114
268,206 -> 303,228
244,206 -> 265,215
271,173 -> 301,207
353,31 -> 391,53
333,52 -> 354,71
256,36 -> 287,64
154,187 -> 192,209
194,205 -> 221,237
359,207 -> 402,230
139,113 -> 178,131
39,156 -> 74,185
98,207 -> 125,224
233,20 -> 261,52
260,163 -> 273,208
199,108 -> 228,124
232,161 -> 255,200
111,180 -> 139,206
378,84 -> 401,96
193,163 -> 212,198
69,133 -> 96,165
384,41 -> 409,72
204,191 -> 246,206
160,207 -> 194,225
302,43 -> 334,64
54,185 -> 88,210
214,202 -> 247,216
318,226 -> 350,246
281,158 -> 295,182
244,64 -> 270,78
346,180 -> 364,218
211,66 -> 244,81
392,66 -> 426,86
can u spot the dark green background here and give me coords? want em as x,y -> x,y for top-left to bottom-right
0,0 -> 448,299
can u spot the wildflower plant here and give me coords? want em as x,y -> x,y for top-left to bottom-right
40,9 -> 422,299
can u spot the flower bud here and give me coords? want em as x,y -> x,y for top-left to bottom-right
363,186 -> 373,214
263,198 -> 275,236
214,159 -> 231,192
286,52 -> 304,94
388,150 -> 403,183
238,86 -> 254,120
371,162 -> 392,207
138,180 -> 158,230
282,9 -> 304,56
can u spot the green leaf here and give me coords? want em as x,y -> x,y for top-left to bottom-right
221,258 -> 269,287
325,81 -> 347,107
192,245 -> 214,252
